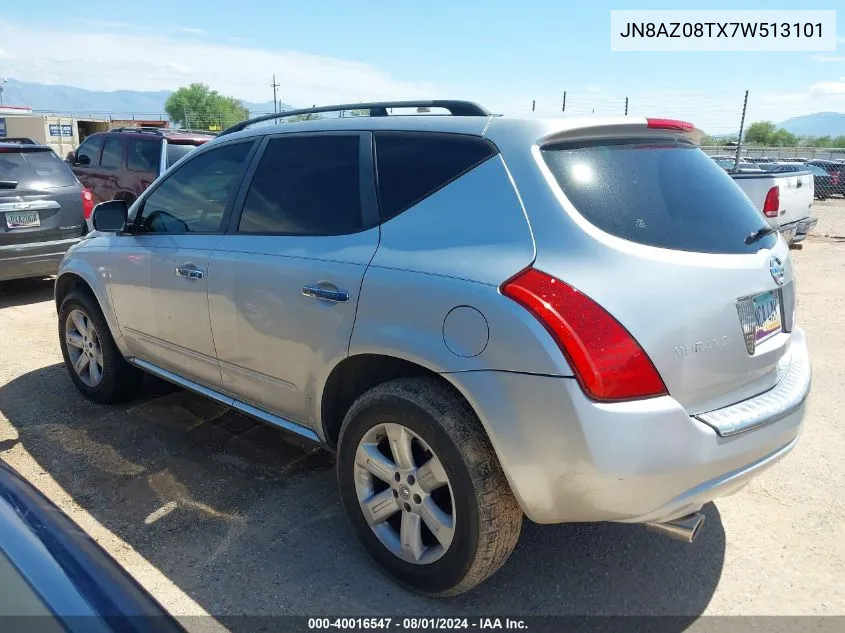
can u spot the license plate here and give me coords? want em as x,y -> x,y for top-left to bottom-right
752,290 -> 782,343
5,210 -> 41,229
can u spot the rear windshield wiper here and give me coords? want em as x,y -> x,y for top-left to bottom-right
0,180 -> 19,189
745,226 -> 778,244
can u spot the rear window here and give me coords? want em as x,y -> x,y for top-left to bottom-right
541,139 -> 776,254
0,149 -> 78,189
166,142 -> 201,168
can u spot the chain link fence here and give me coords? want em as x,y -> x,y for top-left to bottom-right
702,146 -> 845,239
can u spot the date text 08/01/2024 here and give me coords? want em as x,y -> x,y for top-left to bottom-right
308,618 -> 529,630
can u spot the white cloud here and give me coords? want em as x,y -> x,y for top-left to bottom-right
165,63 -> 192,74
178,27 -> 205,35
0,48 -> 16,60
810,80 -> 845,97
813,55 -> 845,62
0,21 -> 435,106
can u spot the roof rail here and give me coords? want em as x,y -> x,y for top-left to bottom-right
109,127 -> 166,135
218,100 -> 490,137
109,126 -> 217,136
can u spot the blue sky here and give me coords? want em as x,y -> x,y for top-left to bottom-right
1,0 -> 843,132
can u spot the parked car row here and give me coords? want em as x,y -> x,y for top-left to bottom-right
710,154 -> 845,199
51,103 -> 810,596
1,128 -> 211,282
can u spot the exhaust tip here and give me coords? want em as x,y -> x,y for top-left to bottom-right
646,512 -> 705,543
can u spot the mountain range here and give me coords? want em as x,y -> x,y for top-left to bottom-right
777,112 -> 845,138
2,78 -> 845,137
0,78 -> 289,118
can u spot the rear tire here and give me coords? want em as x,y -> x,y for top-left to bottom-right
337,377 -> 522,596
58,291 -> 142,403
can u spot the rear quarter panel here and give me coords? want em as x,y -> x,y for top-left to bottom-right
350,153 -> 572,376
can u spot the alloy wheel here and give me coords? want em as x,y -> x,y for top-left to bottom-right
65,308 -> 104,387
353,422 -> 455,565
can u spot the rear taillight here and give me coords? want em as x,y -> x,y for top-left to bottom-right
646,118 -> 695,132
501,268 -> 667,402
81,188 -> 95,219
762,186 -> 780,218
832,172 -> 840,185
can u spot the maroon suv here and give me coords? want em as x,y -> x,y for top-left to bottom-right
68,128 -> 214,206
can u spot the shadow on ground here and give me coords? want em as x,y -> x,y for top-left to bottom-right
0,364 -> 726,627
0,277 -> 55,309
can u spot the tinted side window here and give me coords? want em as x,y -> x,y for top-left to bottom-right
238,135 -> 362,235
100,137 -> 124,169
374,132 -> 497,221
127,138 -> 161,172
139,141 -> 252,234
76,135 -> 103,165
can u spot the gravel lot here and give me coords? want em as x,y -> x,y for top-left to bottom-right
0,239 -> 843,629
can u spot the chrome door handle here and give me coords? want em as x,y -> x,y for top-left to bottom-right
175,265 -> 203,280
302,285 -> 348,302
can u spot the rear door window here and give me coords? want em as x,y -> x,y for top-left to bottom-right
374,132 -> 497,221
0,149 -> 78,189
238,135 -> 363,235
541,139 -> 776,254
100,137 -> 124,169
127,138 -> 161,172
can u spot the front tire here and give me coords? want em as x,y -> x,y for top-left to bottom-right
58,291 -> 141,403
337,377 -> 522,596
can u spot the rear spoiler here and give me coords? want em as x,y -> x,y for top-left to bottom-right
538,117 -> 705,147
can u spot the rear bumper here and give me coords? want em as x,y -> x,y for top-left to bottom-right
794,217 -> 818,241
0,237 -> 80,282
447,329 -> 810,524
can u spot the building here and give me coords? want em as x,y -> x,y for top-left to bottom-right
0,109 -> 111,157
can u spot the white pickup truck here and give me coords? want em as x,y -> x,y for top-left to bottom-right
725,168 -> 815,244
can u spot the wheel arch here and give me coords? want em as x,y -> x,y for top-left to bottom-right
320,353 -> 478,450
54,263 -> 127,357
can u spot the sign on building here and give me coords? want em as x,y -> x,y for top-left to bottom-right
0,118 -> 6,137
48,124 -> 73,137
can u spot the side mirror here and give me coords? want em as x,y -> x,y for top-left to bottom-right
92,200 -> 128,232
76,154 -> 91,166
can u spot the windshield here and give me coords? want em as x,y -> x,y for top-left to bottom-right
541,139 -> 776,254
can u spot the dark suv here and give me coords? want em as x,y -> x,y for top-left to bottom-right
69,128 -> 214,207
806,160 -> 845,197
1,142 -> 91,281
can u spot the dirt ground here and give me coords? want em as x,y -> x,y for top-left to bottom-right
0,238 -> 842,629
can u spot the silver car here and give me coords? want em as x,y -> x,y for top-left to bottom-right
55,101 -> 811,596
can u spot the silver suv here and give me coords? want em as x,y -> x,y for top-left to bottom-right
55,101 -> 811,596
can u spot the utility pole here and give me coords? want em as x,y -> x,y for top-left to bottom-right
624,97 -> 628,116
270,75 -> 280,113
532,99 -> 535,112
562,91 -> 566,112
733,90 -> 749,172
